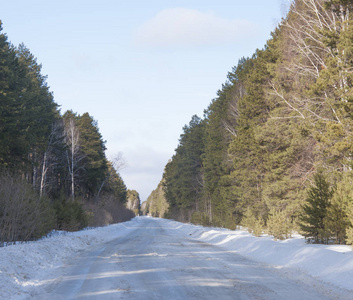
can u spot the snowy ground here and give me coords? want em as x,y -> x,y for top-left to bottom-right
0,217 -> 352,299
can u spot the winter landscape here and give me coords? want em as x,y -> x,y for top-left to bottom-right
3,0 -> 353,299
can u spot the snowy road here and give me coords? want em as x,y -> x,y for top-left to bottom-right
34,217 -> 347,300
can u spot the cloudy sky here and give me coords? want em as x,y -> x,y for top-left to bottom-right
1,0 -> 289,201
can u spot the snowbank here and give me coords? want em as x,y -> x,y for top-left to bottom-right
0,219 -> 135,299
1,217 -> 352,299
171,220 -> 353,292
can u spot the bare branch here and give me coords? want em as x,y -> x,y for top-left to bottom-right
269,82 -> 306,119
111,152 -> 127,172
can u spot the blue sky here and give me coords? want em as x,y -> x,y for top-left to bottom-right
1,0 -> 289,201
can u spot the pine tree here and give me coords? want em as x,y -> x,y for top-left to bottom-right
0,24 -> 38,169
325,172 -> 352,244
105,163 -> 127,204
76,112 -> 107,198
202,83 -> 236,228
300,170 -> 334,243
16,43 -> 58,186
163,115 -> 205,222
0,21 -> 18,167
228,50 -> 272,221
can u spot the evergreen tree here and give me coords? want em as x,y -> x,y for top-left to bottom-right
163,115 -> 205,222
76,112 -> 108,198
0,21 -> 20,168
202,83 -> 236,228
16,43 -> 58,185
228,50 -> 272,221
300,170 -> 334,243
325,172 -> 352,244
0,23 -> 57,173
105,162 -> 127,204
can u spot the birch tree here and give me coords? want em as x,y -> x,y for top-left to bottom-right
63,112 -> 85,201
271,0 -> 353,123
39,119 -> 65,198
270,0 -> 353,170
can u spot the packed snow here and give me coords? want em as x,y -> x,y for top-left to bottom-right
0,217 -> 352,299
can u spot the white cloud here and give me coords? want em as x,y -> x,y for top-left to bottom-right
135,8 -> 258,48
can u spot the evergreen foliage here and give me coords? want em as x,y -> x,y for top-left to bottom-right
104,163 -> 128,204
300,170 -> 334,243
163,115 -> 205,222
53,197 -> 89,231
241,207 -> 264,237
326,172 -> 353,244
144,178 -> 169,218
267,209 -> 293,241
76,113 -> 108,197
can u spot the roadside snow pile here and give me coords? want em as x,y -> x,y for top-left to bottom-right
171,220 -> 353,292
0,219 -> 134,299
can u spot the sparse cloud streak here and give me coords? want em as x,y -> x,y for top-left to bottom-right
135,8 -> 258,48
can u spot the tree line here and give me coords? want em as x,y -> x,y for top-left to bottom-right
0,21 -> 134,245
152,0 -> 353,244
142,178 -> 169,217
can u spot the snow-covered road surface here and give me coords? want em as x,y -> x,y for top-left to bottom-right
30,217 -> 350,300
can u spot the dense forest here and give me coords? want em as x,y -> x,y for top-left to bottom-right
150,0 -> 353,244
0,20 -> 134,245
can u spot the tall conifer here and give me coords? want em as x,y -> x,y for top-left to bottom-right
300,170 -> 334,243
